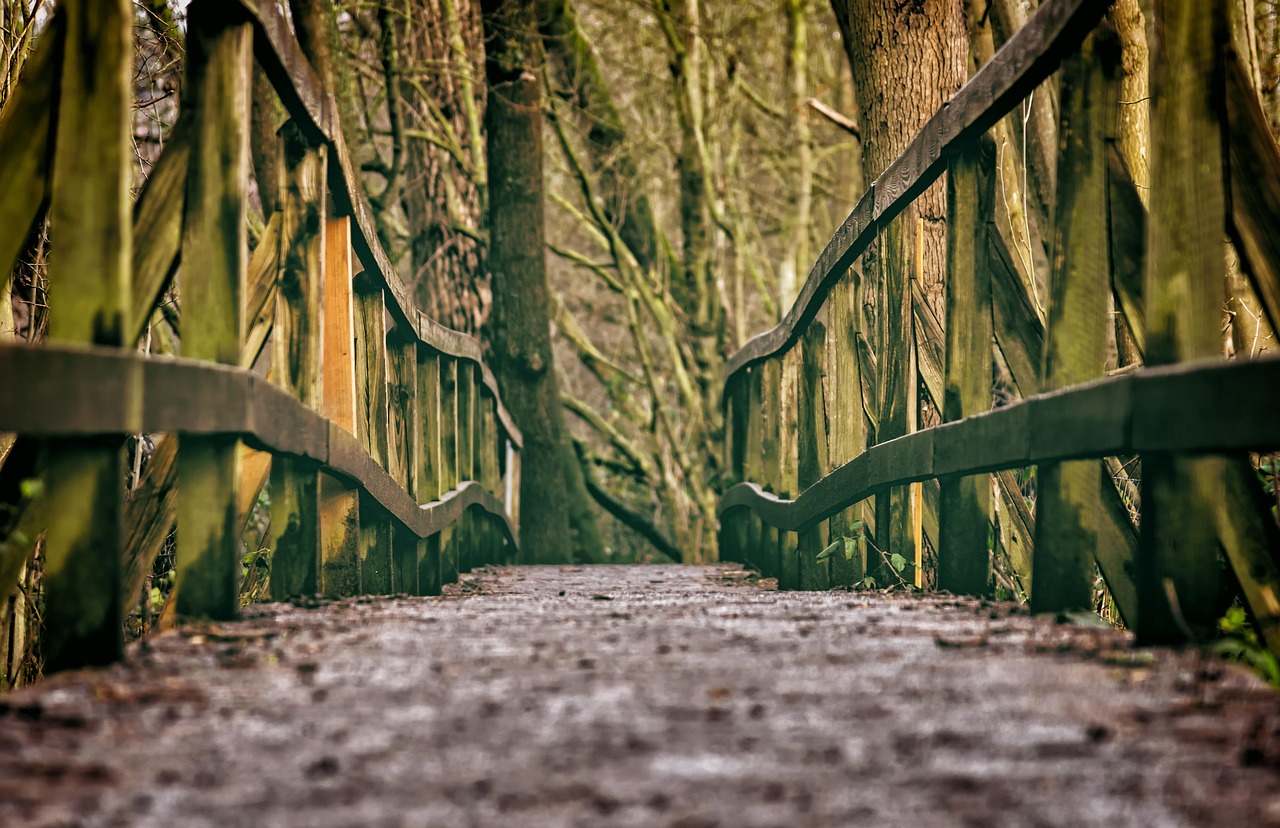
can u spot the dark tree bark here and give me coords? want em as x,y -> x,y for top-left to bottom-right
481,0 -> 603,563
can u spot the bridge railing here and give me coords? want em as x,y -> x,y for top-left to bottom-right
719,0 -> 1280,655
0,0 -> 520,673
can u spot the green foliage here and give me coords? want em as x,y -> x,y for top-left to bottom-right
1213,606 -> 1280,686
814,520 -> 864,563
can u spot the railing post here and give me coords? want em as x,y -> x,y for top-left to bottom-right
760,360 -> 783,581
176,3 -> 253,620
778,350 -> 802,589
937,136 -> 997,597
1029,30 -> 1118,612
455,362 -> 476,572
797,320 -> 830,590
417,347 -> 444,594
742,366 -> 765,574
39,0 -> 132,669
826,274 -> 870,587
439,358 -> 460,582
388,329 -> 419,593
1138,0 -> 1231,642
266,117 -> 327,598
353,279 -> 393,594
319,216 -> 360,597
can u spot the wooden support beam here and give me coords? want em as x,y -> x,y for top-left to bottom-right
388,332 -> 418,592
742,366 -> 765,574
759,360 -> 783,581
1139,0 -> 1229,642
797,321 -> 830,591
267,118 -> 327,598
824,277 -> 869,587
1031,29 -> 1119,614
416,348 -> 443,594
175,6 -> 252,621
38,0 -> 132,670
938,136 -> 996,597
0,12 -> 59,284
438,359 -> 460,582
778,350 -> 802,590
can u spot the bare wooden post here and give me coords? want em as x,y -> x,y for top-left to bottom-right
938,137 -> 997,597
1031,31 -> 1119,613
798,320 -> 830,590
455,362 -> 476,572
388,330 -> 419,593
319,216 -> 361,597
742,366 -> 765,572
39,0 -> 132,669
873,214 -> 919,587
267,118 -> 327,598
1139,0 -> 1229,642
758,362 -> 782,580
417,347 -> 443,595
353,280 -> 393,594
778,350 -> 802,590
720,374 -> 749,566
439,358 -> 460,582
825,275 -> 870,586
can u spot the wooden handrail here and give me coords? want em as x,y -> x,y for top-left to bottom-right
0,342 -> 519,546
723,0 -> 1109,385
720,356 -> 1280,532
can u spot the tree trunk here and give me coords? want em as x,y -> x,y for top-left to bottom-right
480,0 -> 603,564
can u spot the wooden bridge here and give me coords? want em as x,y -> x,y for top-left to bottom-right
0,0 -> 1278,823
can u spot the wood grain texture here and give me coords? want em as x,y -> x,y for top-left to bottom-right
938,138 -> 995,597
323,217 -> 357,433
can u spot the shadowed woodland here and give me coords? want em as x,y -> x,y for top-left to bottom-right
0,0 -> 1278,699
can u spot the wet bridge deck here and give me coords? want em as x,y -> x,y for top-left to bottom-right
2,565 -> 1278,827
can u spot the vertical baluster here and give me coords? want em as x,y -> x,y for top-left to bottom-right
353,279 -> 393,594
759,360 -> 783,581
1138,0 -> 1231,642
778,350 -> 802,590
938,136 -> 997,598
40,0 -> 132,669
742,366 -> 765,573
319,216 -> 361,597
417,348 -> 443,594
719,374 -> 748,567
825,275 -> 870,587
439,359 -> 460,583
797,320 -> 830,591
266,116 -> 326,598
1029,31 -> 1118,612
388,330 -> 419,593
455,362 -> 476,572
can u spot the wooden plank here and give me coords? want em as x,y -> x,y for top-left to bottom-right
873,213 -> 918,586
388,332 -> 418,590
357,493 -> 392,594
438,358 -> 460,582
242,211 -> 282,368
938,137 -> 996,596
455,362 -> 476,572
1225,48 -> 1280,332
129,115 -> 192,346
0,12 -> 59,284
38,0 -> 132,670
323,217 -> 357,433
416,348 -> 443,594
267,115 -> 328,599
797,321 -> 830,590
825,275 -> 869,586
778,349 -> 802,589
1138,0 -> 1229,643
174,7 -> 252,621
758,360 -> 782,580
741,366 -> 764,572
354,284 -> 390,468
1030,29 -> 1120,614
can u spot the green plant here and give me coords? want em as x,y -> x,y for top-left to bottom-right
1213,606 -> 1280,687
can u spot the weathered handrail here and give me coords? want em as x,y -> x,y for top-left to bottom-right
721,356 -> 1280,532
724,0 -> 1108,384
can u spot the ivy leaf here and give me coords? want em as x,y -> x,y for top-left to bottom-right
890,552 -> 908,573
816,539 -> 842,562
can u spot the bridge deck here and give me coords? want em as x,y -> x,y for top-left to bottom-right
1,565 -> 1277,826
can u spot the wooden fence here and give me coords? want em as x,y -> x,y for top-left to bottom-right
0,0 -> 521,674
719,0 -> 1280,655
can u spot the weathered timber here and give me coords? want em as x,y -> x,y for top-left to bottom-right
438,359 -> 460,583
778,350 -> 802,590
323,217 -> 358,433
797,321 -> 830,590
1225,49 -> 1280,332
1139,0 -> 1229,642
873,214 -> 917,586
716,355 -> 1280,533
1106,147 -> 1147,356
1031,28 -> 1119,615
388,334 -> 418,592
242,212 -> 283,367
356,493 -> 393,595
825,276 -> 868,587
416,348 -> 443,595
938,137 -> 996,596
725,0 -> 1111,384
455,363 -> 476,573
354,284 -> 390,468
742,366 -> 765,574
175,5 -> 252,621
759,360 -> 783,580
129,115 -> 192,345
0,12 -> 59,283
38,0 -> 132,671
